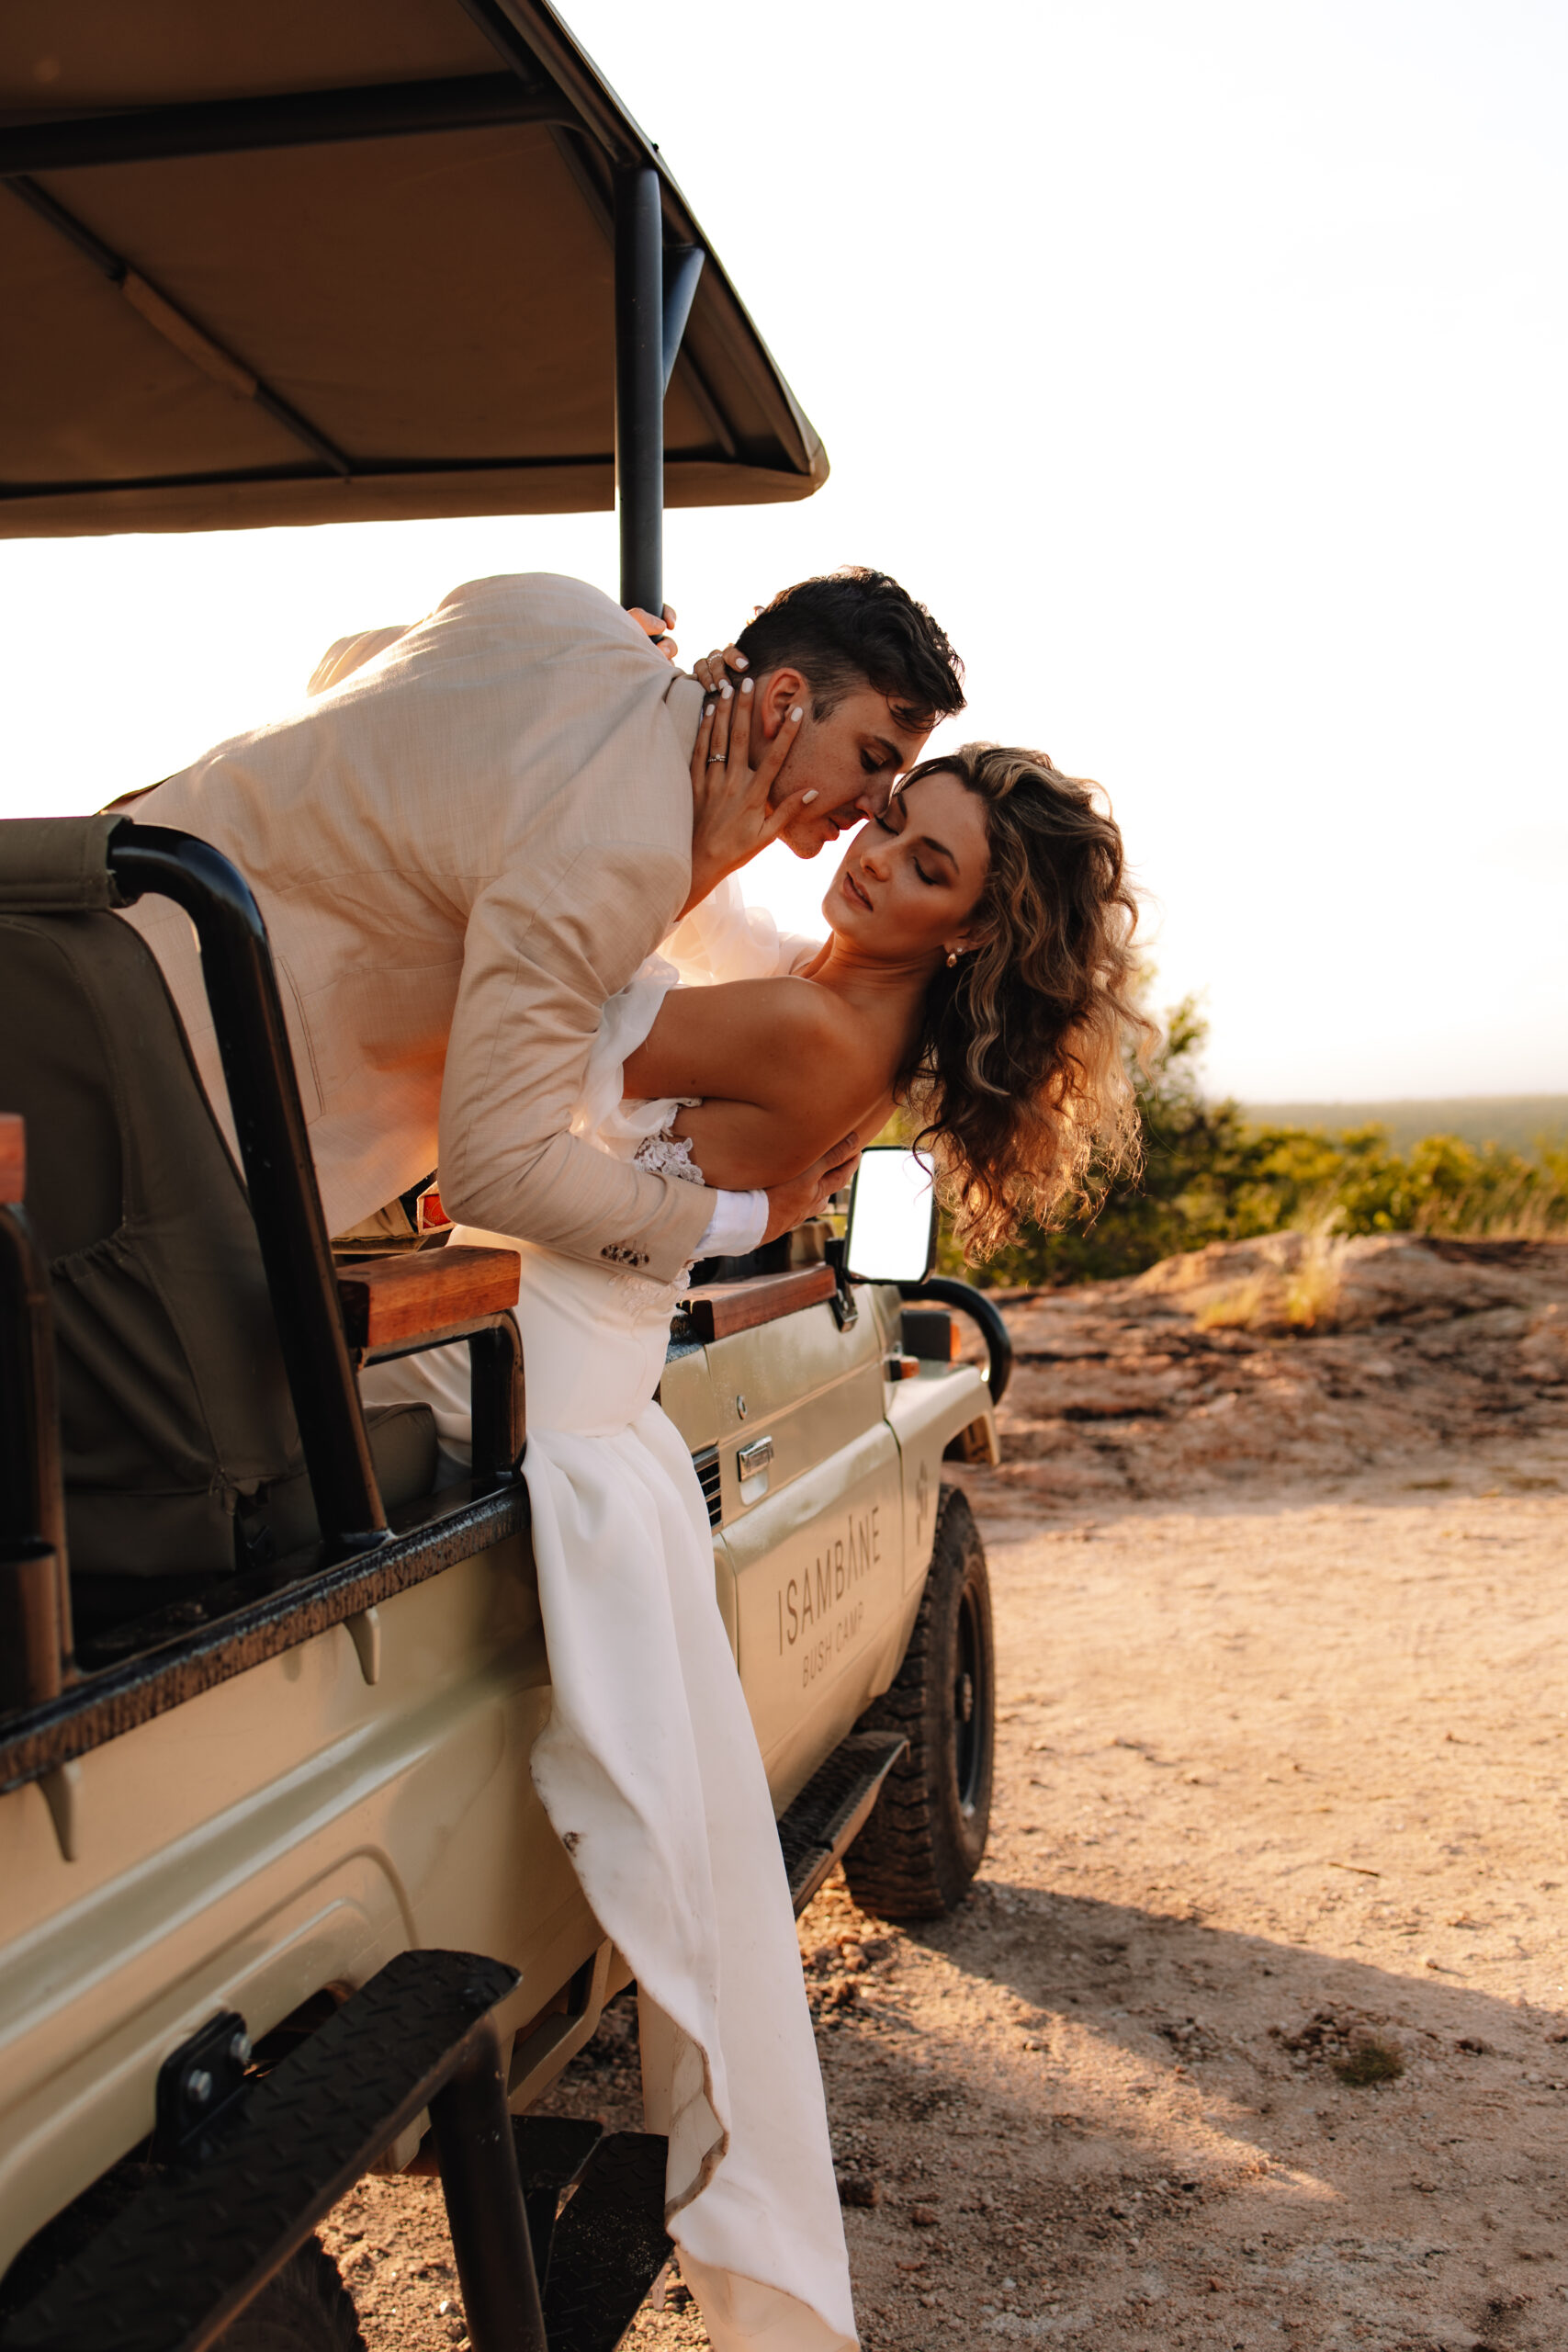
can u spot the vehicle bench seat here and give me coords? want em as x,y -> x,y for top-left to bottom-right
0,901 -> 440,1618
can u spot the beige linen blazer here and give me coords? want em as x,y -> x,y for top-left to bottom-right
123,573 -> 715,1283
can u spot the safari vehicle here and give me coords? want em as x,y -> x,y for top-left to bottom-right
0,5 -> 1010,2349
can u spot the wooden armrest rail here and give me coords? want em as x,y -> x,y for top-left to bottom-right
336,1245 -> 520,1352
681,1262 -> 837,1342
0,1114 -> 24,1207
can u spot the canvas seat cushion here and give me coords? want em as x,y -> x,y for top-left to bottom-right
0,905 -> 438,1582
67,1397 -> 440,1645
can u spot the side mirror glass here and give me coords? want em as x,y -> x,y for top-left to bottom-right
844,1147 -> 938,1283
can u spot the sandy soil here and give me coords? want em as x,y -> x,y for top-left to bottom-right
321,1238 -> 1568,2352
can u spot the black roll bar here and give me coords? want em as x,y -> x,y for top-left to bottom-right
108,824 -> 391,1553
0,74 -> 570,175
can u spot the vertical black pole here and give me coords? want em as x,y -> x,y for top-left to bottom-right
615,164 -> 663,616
430,2029 -> 547,2352
467,1317 -> 525,1490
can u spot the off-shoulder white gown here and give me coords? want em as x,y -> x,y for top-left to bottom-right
361,924 -> 857,2352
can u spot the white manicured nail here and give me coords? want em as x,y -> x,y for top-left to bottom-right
789,705 -> 803,721
802,790 -> 818,804
720,681 -> 732,699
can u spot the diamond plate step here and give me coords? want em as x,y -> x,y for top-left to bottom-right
775,1728 -> 908,1915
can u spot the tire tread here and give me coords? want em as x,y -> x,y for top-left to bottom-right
840,1485 -> 993,1919
215,2237 -> 367,2352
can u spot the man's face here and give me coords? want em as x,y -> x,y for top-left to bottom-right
755,674 -> 933,857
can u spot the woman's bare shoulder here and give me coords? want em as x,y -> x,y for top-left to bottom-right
629,970 -> 838,1102
740,975 -> 880,1063
668,970 -> 843,1041
750,971 -> 840,1029
757,978 -> 890,1105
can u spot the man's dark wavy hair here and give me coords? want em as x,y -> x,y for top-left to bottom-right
734,567 -> 965,729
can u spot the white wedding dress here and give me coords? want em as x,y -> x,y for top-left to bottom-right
361,898 -> 857,2352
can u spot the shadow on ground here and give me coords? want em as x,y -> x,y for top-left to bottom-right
788,1871 -> 1568,2350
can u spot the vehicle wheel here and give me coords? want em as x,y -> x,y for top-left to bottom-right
214,2239 -> 367,2352
841,1484 -> 994,1918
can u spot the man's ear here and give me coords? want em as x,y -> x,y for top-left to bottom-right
754,665 -> 808,741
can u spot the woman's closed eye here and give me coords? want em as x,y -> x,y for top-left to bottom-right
873,810 -> 938,885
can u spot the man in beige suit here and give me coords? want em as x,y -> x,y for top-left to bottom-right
123,567 -> 965,1283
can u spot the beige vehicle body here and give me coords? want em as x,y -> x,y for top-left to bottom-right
0,7 -> 1000,2331
0,1278 -> 996,2279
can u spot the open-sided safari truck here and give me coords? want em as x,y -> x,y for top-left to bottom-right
0,6 -> 1007,2348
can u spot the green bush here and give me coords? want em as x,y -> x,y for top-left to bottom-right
940,997 -> 1568,1289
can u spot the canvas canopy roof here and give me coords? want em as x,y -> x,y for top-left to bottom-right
0,0 -> 829,539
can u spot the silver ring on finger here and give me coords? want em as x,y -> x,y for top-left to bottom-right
706,753 -> 726,764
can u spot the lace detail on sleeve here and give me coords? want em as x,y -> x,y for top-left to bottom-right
605,1124 -> 706,1306
632,1128 -> 705,1188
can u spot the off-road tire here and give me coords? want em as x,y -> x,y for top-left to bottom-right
215,2238 -> 367,2352
840,1484 -> 994,1918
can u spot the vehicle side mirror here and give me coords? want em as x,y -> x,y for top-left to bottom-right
843,1147 -> 938,1283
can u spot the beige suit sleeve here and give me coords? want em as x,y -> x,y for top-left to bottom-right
436,840 -> 716,1283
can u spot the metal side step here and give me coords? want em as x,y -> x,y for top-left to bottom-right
3,1951 -> 525,2352
775,1729 -> 908,1915
537,2130 -> 671,2352
511,2116 -> 604,2286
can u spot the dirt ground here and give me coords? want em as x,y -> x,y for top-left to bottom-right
322,1237 -> 1568,2352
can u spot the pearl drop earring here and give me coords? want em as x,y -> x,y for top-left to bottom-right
946,948 -> 959,967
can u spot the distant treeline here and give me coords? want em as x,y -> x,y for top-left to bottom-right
1241,1093 -> 1568,1160
946,1001 -> 1568,1290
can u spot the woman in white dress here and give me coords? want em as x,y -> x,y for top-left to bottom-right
365,720 -> 1149,2352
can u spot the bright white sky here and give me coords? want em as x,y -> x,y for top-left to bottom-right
3,0 -> 1564,1101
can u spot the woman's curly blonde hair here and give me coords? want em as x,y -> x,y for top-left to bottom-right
897,742 -> 1153,1262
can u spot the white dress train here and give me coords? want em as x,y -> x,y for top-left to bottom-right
361,952 -> 857,2352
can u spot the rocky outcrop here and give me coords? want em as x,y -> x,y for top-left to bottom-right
962,1236 -> 1568,1510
